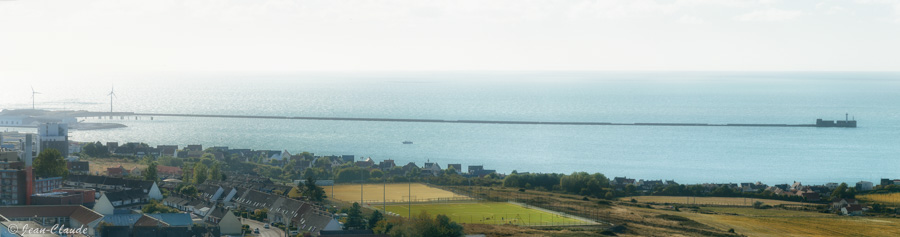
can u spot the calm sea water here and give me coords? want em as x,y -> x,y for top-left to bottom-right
2,71 -> 899,184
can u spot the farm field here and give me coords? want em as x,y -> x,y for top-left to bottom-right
329,183 -> 469,203
624,196 -> 821,206
858,193 -> 900,206
642,206 -> 900,236
380,202 -> 592,226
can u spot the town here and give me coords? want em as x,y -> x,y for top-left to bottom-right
1,123 -> 900,236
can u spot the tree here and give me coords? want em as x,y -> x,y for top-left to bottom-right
142,200 -> 178,214
179,185 -> 198,196
344,202 -> 365,230
82,141 -> 109,157
370,169 -> 384,180
144,162 -> 158,181
158,156 -> 183,167
387,212 -> 463,237
368,210 -> 384,229
34,149 -> 68,178
302,176 -> 326,201
192,163 -> 208,184
209,163 -> 221,181
141,155 -> 154,165
832,183 -> 851,199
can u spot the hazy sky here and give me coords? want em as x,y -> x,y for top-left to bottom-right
1,0 -> 899,72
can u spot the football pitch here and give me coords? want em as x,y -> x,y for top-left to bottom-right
378,202 -> 592,226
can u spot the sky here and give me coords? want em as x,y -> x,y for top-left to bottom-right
1,0 -> 899,73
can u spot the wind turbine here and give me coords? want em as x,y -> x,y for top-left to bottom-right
108,85 -> 117,113
31,86 -> 40,110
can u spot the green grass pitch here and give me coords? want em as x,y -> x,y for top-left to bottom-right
376,202 -> 591,225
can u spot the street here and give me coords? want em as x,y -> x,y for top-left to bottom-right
242,218 -> 285,237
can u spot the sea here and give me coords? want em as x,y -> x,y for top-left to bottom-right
2,71 -> 899,185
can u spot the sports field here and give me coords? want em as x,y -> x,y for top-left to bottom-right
330,183 -> 469,203
379,202 -> 592,226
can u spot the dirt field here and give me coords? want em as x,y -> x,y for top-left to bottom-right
329,183 -> 469,204
623,196 -> 821,207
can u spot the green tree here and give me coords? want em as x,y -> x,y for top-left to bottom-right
158,156 -> 183,167
179,185 -> 198,196
315,157 -> 331,167
144,162 -> 158,181
192,162 -> 208,184
344,202 -> 365,230
82,141 -> 109,157
370,169 -> 384,180
832,183 -> 850,199
209,163 -> 221,181
387,212 -> 463,237
368,210 -> 384,229
141,155 -> 154,165
34,149 -> 68,178
142,200 -> 179,214
302,176 -> 326,201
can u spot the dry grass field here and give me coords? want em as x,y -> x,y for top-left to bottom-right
858,193 -> 900,206
623,196 -> 820,207
329,183 -> 469,204
84,157 -> 147,176
657,207 -> 900,236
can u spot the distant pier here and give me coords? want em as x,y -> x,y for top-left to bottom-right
0,109 -> 856,128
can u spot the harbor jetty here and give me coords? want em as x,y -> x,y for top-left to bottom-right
0,109 -> 857,129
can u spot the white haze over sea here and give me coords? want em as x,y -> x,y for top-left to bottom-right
2,71 -> 899,185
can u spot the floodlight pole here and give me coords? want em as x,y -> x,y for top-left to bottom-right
408,181 -> 411,218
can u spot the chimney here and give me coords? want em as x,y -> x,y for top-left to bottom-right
24,134 -> 33,167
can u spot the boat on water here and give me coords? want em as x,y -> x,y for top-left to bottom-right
402,141 -> 413,144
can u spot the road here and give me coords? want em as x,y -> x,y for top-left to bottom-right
242,218 -> 285,237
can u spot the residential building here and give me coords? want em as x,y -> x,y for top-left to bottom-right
31,189 -> 95,206
34,176 -> 63,194
37,123 -> 69,157
447,164 -> 462,174
157,165 -> 182,179
856,181 -> 874,191
108,165 -> 127,177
